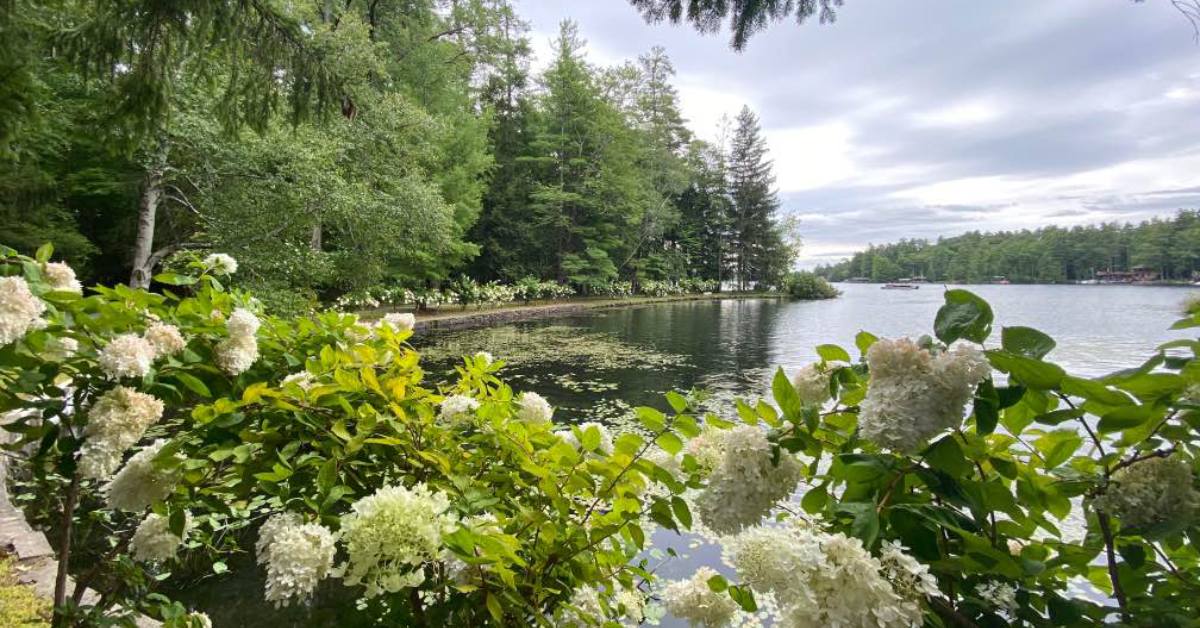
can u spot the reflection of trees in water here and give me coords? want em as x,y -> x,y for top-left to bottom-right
416,300 -> 788,426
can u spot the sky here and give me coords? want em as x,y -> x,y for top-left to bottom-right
513,0 -> 1200,267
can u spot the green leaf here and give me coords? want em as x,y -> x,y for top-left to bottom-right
173,373 -> 211,398
1001,326 -> 1056,359
153,272 -> 198,286
926,435 -> 972,477
772,367 -> 802,420
934,289 -> 993,344
1060,376 -> 1132,406
706,574 -> 728,592
855,330 -> 878,357
973,379 -> 999,435
671,496 -> 693,529
1097,404 -> 1162,433
987,351 -> 1065,389
801,485 -> 829,514
317,459 -> 337,493
1033,409 -> 1085,425
34,243 -> 53,263
212,561 -> 228,575
665,391 -> 689,413
728,585 -> 758,612
816,344 -> 851,363
579,425 -> 602,452
636,407 -> 666,432
656,432 -> 683,456
486,593 -> 503,623
1036,430 -> 1083,469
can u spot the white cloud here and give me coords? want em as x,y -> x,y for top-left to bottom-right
912,100 -> 1003,128
767,122 -> 858,192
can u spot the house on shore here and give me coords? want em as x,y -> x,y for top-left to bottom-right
1095,266 -> 1159,283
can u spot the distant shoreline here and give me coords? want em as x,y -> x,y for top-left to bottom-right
833,280 -> 1198,288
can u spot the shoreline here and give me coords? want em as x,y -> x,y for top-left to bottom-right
361,293 -> 791,333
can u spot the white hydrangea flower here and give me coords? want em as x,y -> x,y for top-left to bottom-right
556,422 -> 614,455
686,427 -> 727,474
1092,455 -> 1199,535
183,612 -> 212,628
976,580 -> 1018,614
475,351 -> 494,365
516,391 -> 553,423
1007,539 -> 1025,556
791,363 -> 832,406
130,512 -> 188,563
203,253 -> 238,275
695,425 -> 802,535
616,588 -> 646,623
727,522 -> 925,628
0,276 -> 48,346
226,308 -> 261,338
215,335 -> 259,375
44,336 -> 79,361
78,386 -> 165,480
858,338 -> 990,453
377,312 -> 415,333
340,483 -> 458,598
282,370 -> 316,391
255,512 -> 338,607
143,322 -> 186,357
98,333 -> 157,379
105,439 -> 178,511
661,566 -> 739,628
439,394 -> 481,423
42,262 -> 82,293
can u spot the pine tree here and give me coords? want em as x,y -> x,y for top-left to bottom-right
727,106 -> 782,289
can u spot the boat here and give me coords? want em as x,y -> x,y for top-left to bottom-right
882,283 -> 920,290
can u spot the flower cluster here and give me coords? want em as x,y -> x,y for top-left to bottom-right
694,425 -> 802,534
105,439 -> 179,511
215,308 -> 260,375
130,512 -> 188,563
858,339 -> 990,453
660,566 -> 739,628
557,422 -> 614,455
43,261 -> 82,293
0,276 -> 48,346
78,386 -> 165,479
975,580 -> 1018,614
791,363 -> 832,406
145,322 -> 187,357
556,586 -> 604,627
726,522 -> 932,628
516,391 -> 553,423
1092,455 -> 1199,536
340,483 -> 458,597
439,394 -> 481,424
377,312 -> 416,334
282,370 -> 317,391
256,512 -> 338,607
98,333 -> 158,379
203,253 -> 239,275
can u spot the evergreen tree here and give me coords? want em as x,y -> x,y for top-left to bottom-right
727,106 -> 785,289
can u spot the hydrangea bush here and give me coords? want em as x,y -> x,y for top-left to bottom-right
0,245 -> 702,626
665,288 -> 1200,626
3,242 -> 1198,627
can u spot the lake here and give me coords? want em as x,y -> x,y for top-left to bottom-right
176,284 -> 1194,626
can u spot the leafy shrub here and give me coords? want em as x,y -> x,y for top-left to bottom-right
783,270 -> 839,299
0,245 -> 700,626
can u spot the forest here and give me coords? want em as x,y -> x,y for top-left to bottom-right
0,1 -> 797,313
814,210 -> 1200,284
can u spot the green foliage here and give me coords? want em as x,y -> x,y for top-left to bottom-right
0,247 -> 701,625
0,555 -> 51,627
782,271 -> 838,300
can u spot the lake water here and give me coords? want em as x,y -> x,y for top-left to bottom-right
176,284 -> 1194,626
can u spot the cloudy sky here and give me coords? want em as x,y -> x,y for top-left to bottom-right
514,0 -> 1200,267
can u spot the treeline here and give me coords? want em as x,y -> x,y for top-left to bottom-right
815,210 -> 1200,283
0,2 -> 796,311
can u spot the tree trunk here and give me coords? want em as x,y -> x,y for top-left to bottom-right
129,137 -> 169,289
310,221 -> 323,251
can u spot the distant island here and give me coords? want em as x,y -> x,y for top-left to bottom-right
815,209 -> 1200,285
